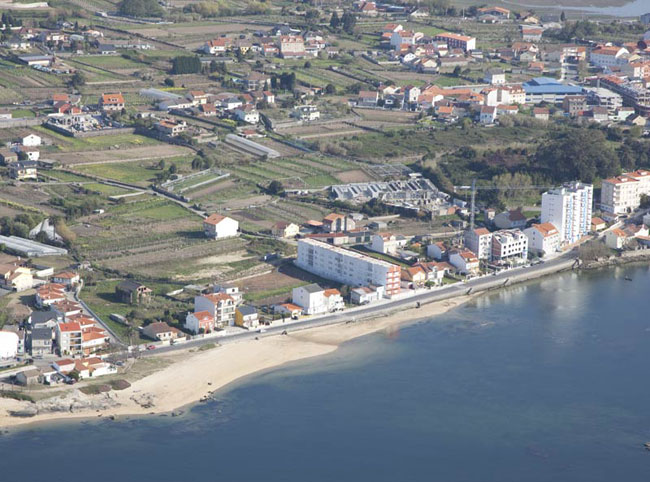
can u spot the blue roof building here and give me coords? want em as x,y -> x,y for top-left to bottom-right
523,77 -> 584,104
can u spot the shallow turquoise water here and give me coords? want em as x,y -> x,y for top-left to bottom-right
2,265 -> 650,481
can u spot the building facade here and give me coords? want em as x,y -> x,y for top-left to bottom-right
541,182 -> 593,245
600,170 -> 650,215
296,238 -> 401,297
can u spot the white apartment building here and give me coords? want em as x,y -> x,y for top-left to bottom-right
600,170 -> 650,215
524,222 -> 561,257
541,182 -> 593,245
464,228 -> 493,260
491,229 -> 528,263
449,250 -> 480,275
194,293 -> 235,328
296,238 -> 401,297
589,46 -> 629,69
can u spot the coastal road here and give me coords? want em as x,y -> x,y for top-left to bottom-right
142,254 -> 578,357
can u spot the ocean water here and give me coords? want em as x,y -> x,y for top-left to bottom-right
2,265 -> 650,481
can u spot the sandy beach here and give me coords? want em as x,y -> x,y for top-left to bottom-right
0,296 -> 471,430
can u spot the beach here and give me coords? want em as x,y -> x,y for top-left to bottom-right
0,295 -> 472,430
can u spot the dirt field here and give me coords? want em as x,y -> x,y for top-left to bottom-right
333,169 -> 374,183
0,184 -> 63,215
353,108 -> 419,123
50,145 -> 193,165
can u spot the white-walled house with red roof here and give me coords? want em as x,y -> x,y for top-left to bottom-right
203,214 -> 239,239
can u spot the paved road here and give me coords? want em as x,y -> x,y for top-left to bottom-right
143,254 -> 577,358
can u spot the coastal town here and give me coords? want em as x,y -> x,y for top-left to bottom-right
0,0 -> 650,422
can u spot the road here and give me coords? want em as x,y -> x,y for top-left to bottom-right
142,253 -> 578,357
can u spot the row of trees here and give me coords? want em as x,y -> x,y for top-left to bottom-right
118,0 -> 164,18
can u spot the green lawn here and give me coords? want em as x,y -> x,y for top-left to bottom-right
34,127 -> 161,152
12,109 -> 35,118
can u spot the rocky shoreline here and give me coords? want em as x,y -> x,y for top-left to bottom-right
581,250 -> 650,270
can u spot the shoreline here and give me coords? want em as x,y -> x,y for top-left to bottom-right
3,254 -> 646,431
0,295 -> 474,431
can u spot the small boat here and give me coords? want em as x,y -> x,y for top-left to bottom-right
624,277 -> 633,281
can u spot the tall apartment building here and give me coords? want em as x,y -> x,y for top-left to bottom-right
464,228 -> 493,260
296,238 -> 401,297
56,321 -> 83,357
600,170 -> 650,215
541,182 -> 593,245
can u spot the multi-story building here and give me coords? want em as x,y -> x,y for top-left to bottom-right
541,182 -> 593,245
434,33 -> 476,52
589,46 -> 629,69
370,233 -> 407,256
279,35 -> 306,58
194,293 -> 235,328
203,214 -> 239,239
55,321 -> 82,357
464,228 -> 493,260
562,95 -> 587,117
99,92 -> 125,112
296,238 -> 401,297
490,229 -> 528,263
524,222 -> 561,257
292,284 -> 344,315
600,170 -> 650,215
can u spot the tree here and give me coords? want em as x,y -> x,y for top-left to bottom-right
640,194 -> 650,209
157,159 -> 166,170
341,12 -> 357,34
560,11 -> 566,22
534,129 -> 618,183
452,66 -> 461,77
70,71 -> 86,88
267,180 -> 284,195
330,11 -> 340,29
171,56 -> 201,75
325,83 -> 336,95
164,77 -> 175,87
118,0 -> 164,18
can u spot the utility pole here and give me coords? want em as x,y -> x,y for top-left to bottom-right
470,178 -> 476,231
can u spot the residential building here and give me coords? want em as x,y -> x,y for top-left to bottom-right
449,249 -> 480,275
427,241 -> 448,260
22,133 -> 41,146
185,310 -> 215,334
296,238 -> 401,297
16,369 -> 42,386
350,285 -> 385,305
541,182 -> 593,245
358,90 -> 379,107
280,36 -> 306,58
524,222 -> 560,257
370,233 -> 407,256
52,271 -> 80,288
31,327 -> 53,357
292,284 -> 329,315
272,221 -> 300,238
533,107 -> 550,120
0,263 -> 33,291
115,280 -> 152,305
484,68 -> 506,85
480,105 -> 497,124
213,284 -> 242,306
434,33 -> 476,52
35,283 -> 66,308
142,322 -> 182,342
600,170 -> 650,215
0,148 -> 18,164
154,119 -> 187,137
202,38 -> 230,55
491,229 -> 529,263
292,105 -> 320,121
273,303 -> 303,319
53,357 -> 115,379
563,95 -> 587,117
605,228 -> 629,249
401,266 -> 427,288
99,93 -> 125,112
494,209 -> 527,229
55,321 -> 83,356
244,71 -> 271,91
477,6 -> 510,19
591,217 -> 607,232
589,46 -> 629,69
322,213 -> 355,233
235,305 -> 259,328
203,214 -> 239,239
464,228 -> 493,260
10,161 -> 38,180
194,293 -> 235,327
234,105 -> 259,124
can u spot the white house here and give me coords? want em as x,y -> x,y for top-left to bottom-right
234,106 -> 259,124
370,233 -> 406,256
292,284 -> 344,315
350,285 -> 385,304
480,106 -> 497,124
484,68 -> 505,85
449,249 -> 480,275
524,222 -> 560,257
22,134 -> 41,147
203,214 -> 238,239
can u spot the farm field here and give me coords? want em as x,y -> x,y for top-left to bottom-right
32,127 -> 163,153
73,156 -> 197,186
49,144 -> 193,165
232,198 -> 330,232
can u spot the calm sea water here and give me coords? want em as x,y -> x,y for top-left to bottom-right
502,0 -> 649,17
2,265 -> 650,481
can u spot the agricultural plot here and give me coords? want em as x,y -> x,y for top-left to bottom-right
232,199 -> 330,232
32,127 -> 162,153
73,156 -> 197,186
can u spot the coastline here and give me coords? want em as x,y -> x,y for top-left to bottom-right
0,295 -> 473,431
4,252 -> 646,431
